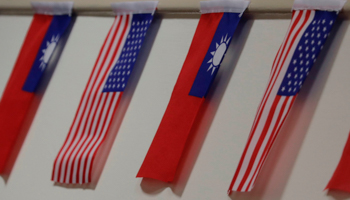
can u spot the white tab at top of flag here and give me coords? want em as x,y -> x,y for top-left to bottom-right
111,1 -> 158,15
293,0 -> 346,11
200,0 -> 250,15
31,2 -> 73,15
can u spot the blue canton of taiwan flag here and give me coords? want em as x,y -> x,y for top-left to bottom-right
22,15 -> 71,92
103,14 -> 153,92
189,13 -> 242,98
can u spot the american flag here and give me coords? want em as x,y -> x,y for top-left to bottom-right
228,9 -> 338,192
52,8 -> 155,184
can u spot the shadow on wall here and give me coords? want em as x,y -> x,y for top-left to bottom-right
0,15 -> 77,184
139,16 -> 253,197
53,13 -> 162,190
229,15 -> 348,200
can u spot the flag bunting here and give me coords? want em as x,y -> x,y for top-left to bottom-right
228,0 -> 345,193
137,0 -> 250,182
51,1 -> 158,184
0,1 -> 73,174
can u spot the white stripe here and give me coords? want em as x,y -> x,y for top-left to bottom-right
71,92 -> 107,183
53,16 -> 121,183
241,96 -> 287,191
247,96 -> 294,191
84,92 -> 121,182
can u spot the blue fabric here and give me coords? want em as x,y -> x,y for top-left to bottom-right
189,12 -> 241,98
277,10 -> 338,96
22,15 -> 71,92
103,13 -> 153,92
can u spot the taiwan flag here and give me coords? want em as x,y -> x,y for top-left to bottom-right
137,0 -> 250,182
0,2 -> 73,174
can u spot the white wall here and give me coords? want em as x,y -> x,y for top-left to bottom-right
0,14 -> 350,200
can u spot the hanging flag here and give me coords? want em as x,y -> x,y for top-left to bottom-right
326,131 -> 350,192
0,2 -> 73,174
137,0 -> 250,183
51,1 -> 158,184
228,0 -> 346,193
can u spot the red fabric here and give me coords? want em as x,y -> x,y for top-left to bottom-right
137,13 -> 223,182
0,14 -> 53,173
326,131 -> 350,192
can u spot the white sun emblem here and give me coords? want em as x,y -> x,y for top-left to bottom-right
39,34 -> 60,71
207,34 -> 230,75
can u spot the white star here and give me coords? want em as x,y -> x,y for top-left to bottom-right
294,74 -> 298,79
293,88 -> 297,92
312,20 -> 316,25
311,40 -> 315,45
317,33 -> 321,38
317,26 -> 320,31
305,32 -> 309,37
330,20 -> 334,25
281,87 -> 285,92
299,46 -> 302,51
322,19 -> 326,24
305,40 -> 309,44
300,74 -> 304,79
294,67 -> 298,72
288,88 -> 292,92
306,54 -> 309,58
299,81 -> 302,85
293,59 -> 297,64
318,41 -> 322,45
306,68 -> 309,72
299,53 -> 303,58
287,73 -> 291,78
311,33 -> 315,38
312,47 -> 315,52
294,81 -> 298,85
306,61 -> 309,65
300,67 -> 304,72
300,60 -> 303,65
312,27 -> 315,31
305,46 -> 309,51
323,27 -> 327,32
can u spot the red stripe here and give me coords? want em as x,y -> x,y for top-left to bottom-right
236,96 -> 282,191
246,96 -> 290,190
87,92 -> 122,183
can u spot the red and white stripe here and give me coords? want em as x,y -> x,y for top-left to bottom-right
52,14 -> 131,184
228,10 -> 315,192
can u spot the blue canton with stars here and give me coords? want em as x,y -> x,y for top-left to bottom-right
103,13 -> 153,92
189,13 -> 242,98
277,10 -> 338,96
